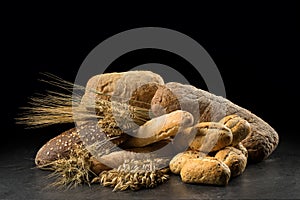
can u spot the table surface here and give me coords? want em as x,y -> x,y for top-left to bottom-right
1,136 -> 299,200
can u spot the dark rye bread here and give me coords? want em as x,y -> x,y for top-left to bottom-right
151,82 -> 279,163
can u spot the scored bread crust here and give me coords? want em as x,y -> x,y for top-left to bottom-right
151,82 -> 279,163
169,150 -> 201,174
215,146 -> 247,177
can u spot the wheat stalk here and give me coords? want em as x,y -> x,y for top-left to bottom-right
16,73 -> 152,129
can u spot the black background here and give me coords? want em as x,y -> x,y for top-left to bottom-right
3,3 -> 299,148
1,3 -> 299,199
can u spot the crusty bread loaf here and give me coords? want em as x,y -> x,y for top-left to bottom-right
151,82 -> 279,163
81,71 -> 164,113
189,122 -> 233,152
81,72 -> 123,109
180,157 -> 231,185
215,147 -> 247,177
219,115 -> 251,146
169,150 -> 201,174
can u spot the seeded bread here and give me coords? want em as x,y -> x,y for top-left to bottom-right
35,127 -> 82,166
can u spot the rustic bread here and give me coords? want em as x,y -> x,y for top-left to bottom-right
235,142 -> 248,158
215,147 -> 247,177
169,150 -> 201,174
180,157 -> 231,185
219,115 -> 251,146
189,122 -> 233,152
129,82 -> 162,109
81,71 -> 164,112
151,82 -> 279,162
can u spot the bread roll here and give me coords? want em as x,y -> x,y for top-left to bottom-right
180,157 -> 231,185
215,147 -> 247,177
169,150 -> 201,174
219,115 -> 251,146
189,122 -> 233,152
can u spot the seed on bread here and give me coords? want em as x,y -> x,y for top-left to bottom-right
35,127 -> 82,166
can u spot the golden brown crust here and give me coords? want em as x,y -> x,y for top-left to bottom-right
180,157 -> 231,185
189,122 -> 232,152
169,150 -> 201,174
81,72 -> 123,108
124,110 -> 194,148
219,115 -> 251,146
151,82 -> 279,163
215,147 -> 247,177
235,142 -> 248,158
81,71 -> 164,113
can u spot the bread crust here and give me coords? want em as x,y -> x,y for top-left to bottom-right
151,82 -> 279,162
215,147 -> 247,177
180,157 -> 231,185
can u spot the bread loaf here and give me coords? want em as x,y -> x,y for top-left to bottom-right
151,82 -> 279,162
180,157 -> 231,185
81,71 -> 164,113
35,127 -> 82,166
